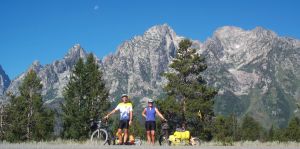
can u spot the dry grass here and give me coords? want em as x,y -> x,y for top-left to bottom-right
0,140 -> 300,149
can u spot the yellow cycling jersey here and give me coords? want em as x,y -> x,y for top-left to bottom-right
114,102 -> 133,120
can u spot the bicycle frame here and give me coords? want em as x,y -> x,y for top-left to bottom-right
90,119 -> 115,145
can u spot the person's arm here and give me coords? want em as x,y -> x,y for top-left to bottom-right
128,104 -> 133,125
104,104 -> 119,119
142,108 -> 147,119
104,109 -> 116,119
129,110 -> 133,125
155,108 -> 167,121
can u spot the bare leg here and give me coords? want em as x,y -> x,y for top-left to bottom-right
146,131 -> 151,144
117,129 -> 123,144
151,130 -> 155,145
124,129 -> 128,143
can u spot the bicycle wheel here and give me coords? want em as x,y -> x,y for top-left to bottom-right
190,137 -> 201,146
134,137 -> 142,145
90,129 -> 108,145
159,135 -> 170,146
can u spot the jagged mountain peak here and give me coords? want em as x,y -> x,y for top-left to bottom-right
207,26 -> 283,68
145,23 -> 176,37
213,26 -> 245,38
0,65 -> 10,95
63,44 -> 88,67
214,26 -> 277,40
253,26 -> 276,34
0,65 -> 5,74
31,60 -> 42,67
2,25 -> 300,129
102,24 -> 180,99
282,37 -> 300,45
4,44 -> 91,101
64,44 -> 87,59
292,38 -> 300,47
215,26 -> 244,32
0,65 -> 9,78
112,24 -> 179,59
202,26 -> 300,128
28,60 -> 43,73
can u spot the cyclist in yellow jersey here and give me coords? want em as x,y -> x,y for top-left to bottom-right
104,94 -> 133,145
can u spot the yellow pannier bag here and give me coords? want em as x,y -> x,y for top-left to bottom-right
174,131 -> 182,139
169,134 -> 181,143
116,132 -> 124,137
174,131 -> 190,139
129,135 -> 135,144
182,131 -> 190,139
169,135 -> 176,142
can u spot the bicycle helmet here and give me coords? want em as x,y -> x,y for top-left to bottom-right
148,98 -> 154,103
121,94 -> 128,98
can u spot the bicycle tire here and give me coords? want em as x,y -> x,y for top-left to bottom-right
134,137 -> 142,146
159,135 -> 170,146
190,137 -> 201,146
90,129 -> 108,145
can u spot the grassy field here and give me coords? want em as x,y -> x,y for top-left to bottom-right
1,141 -> 300,149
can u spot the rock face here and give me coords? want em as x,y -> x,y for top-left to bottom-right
200,26 -> 300,127
102,24 -> 182,101
4,44 -> 88,135
6,44 -> 88,104
0,65 -> 10,98
3,24 -> 300,128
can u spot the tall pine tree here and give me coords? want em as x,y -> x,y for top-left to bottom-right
240,115 -> 263,141
62,54 -> 110,140
212,115 -> 239,144
285,117 -> 300,141
85,54 -> 110,120
4,70 -> 54,142
159,39 -> 217,140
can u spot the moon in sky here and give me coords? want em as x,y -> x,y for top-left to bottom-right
94,5 -> 99,11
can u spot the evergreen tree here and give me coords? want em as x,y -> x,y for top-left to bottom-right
240,115 -> 263,141
213,116 -> 227,141
62,54 -> 110,140
156,96 -> 182,134
62,58 -> 85,139
4,70 -> 54,142
84,54 -> 110,120
285,117 -> 300,142
212,115 -> 240,144
273,128 -> 287,141
159,39 -> 217,140
0,102 -> 7,140
267,125 -> 275,141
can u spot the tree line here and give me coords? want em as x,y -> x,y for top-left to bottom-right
0,40 -> 300,143
0,54 -> 111,142
155,39 -> 300,143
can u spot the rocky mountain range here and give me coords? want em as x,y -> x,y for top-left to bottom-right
1,24 -> 300,128
201,26 -> 300,128
5,45 -> 88,104
0,65 -> 10,100
102,25 -> 182,102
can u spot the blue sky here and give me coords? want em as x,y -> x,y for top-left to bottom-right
0,0 -> 299,79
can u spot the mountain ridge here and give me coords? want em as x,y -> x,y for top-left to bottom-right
2,24 -> 300,128
0,65 -> 10,99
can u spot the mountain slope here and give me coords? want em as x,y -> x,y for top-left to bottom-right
103,24 -> 182,102
3,24 -> 300,128
6,44 -> 88,104
0,65 -> 10,98
201,26 -> 300,127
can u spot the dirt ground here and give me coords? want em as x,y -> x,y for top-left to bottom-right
1,142 -> 300,149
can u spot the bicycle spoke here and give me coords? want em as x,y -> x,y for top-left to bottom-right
91,129 -> 108,145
